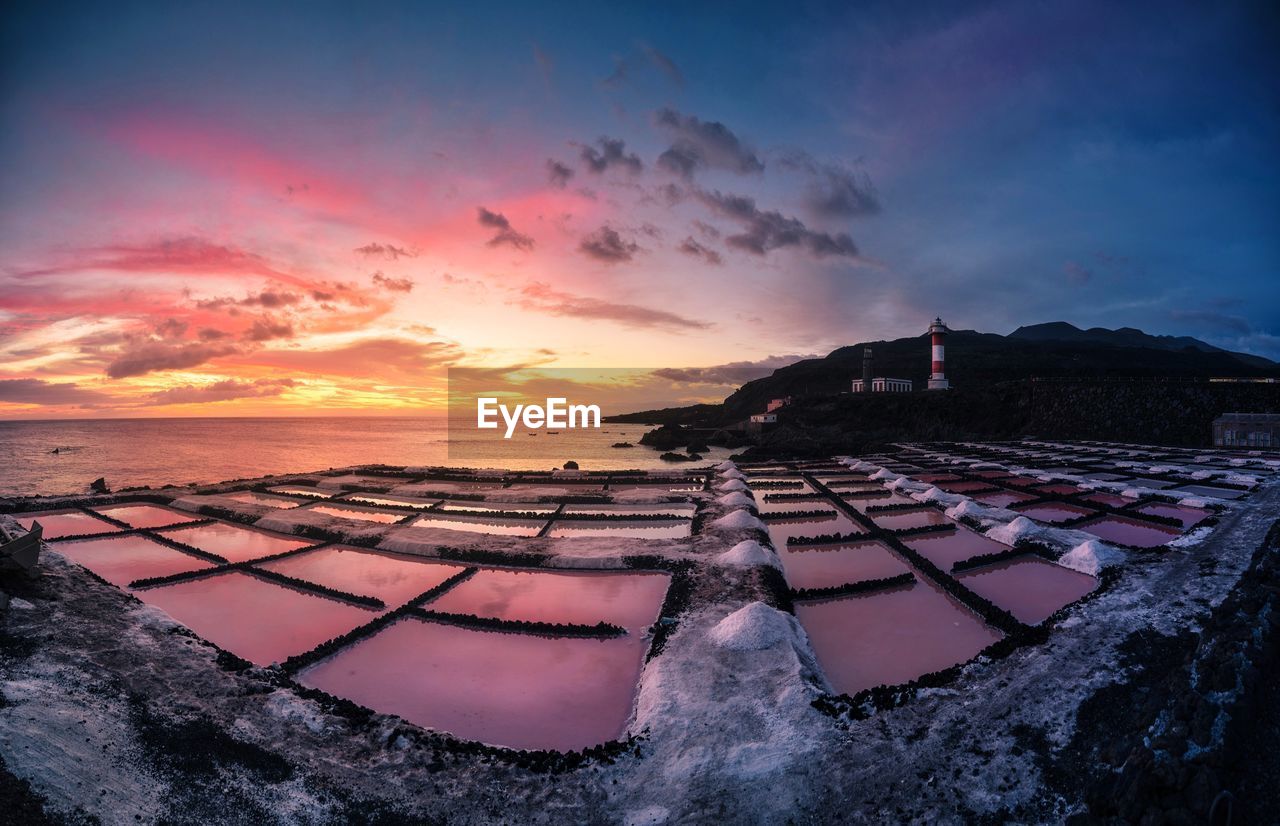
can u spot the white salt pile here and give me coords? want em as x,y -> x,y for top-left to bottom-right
715,540 -> 779,569
985,516 -> 1042,546
715,460 -> 737,472
716,491 -> 756,510
1058,539 -> 1122,576
711,509 -> 767,532
708,602 -> 792,650
715,478 -> 749,493
718,468 -> 747,481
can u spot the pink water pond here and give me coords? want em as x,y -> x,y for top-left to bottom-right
256,546 -> 469,607
410,514 -> 547,537
563,504 -> 696,517
780,540 -> 911,591
870,508 -> 951,531
1122,477 -> 1177,490
904,528 -> 1012,571
437,500 -> 558,514
137,571 -> 376,666
955,557 -> 1097,625
1076,516 -> 1182,548
766,513 -> 866,549
266,485 -> 334,498
1173,484 -> 1246,500
914,473 -> 962,483
91,503 -> 199,529
424,568 -> 669,632
757,498 -> 829,515
1081,492 -> 1133,508
17,509 -> 121,540
1133,502 -> 1211,528
1010,503 -> 1097,524
1033,484 -> 1085,496
974,491 -> 1037,508
222,492 -> 303,509
156,521 -> 313,562
304,504 -> 407,524
796,577 -> 1003,696
845,494 -> 916,514
298,619 -> 648,750
55,534 -> 213,588
934,480 -> 999,494
345,494 -> 440,510
546,520 -> 691,539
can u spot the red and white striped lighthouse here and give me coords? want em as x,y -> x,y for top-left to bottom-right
927,317 -> 951,390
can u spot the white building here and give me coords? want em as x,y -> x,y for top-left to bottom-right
851,377 -> 913,393
749,412 -> 778,424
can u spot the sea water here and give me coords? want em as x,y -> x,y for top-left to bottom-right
0,416 -> 728,495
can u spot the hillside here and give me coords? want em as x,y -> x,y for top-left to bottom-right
719,325 -> 1276,421
608,323 -> 1277,426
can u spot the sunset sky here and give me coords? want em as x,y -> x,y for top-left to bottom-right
2,0 -> 1277,418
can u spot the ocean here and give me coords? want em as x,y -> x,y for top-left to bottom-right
0,417 -> 733,497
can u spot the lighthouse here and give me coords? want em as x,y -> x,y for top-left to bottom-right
927,317 -> 951,390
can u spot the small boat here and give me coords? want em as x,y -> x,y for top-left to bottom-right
0,521 -> 43,577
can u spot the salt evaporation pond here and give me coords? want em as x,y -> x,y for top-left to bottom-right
298,619 -> 648,751
795,576 -> 1003,696
1081,492 -> 1132,508
914,473 -> 962,484
436,501 -> 557,514
304,504 -> 407,524
562,503 -> 696,517
904,528 -> 1012,571
156,521 -> 313,562
1033,484 -> 1085,496
934,480 -> 999,494
1076,515 -> 1182,548
757,496 -> 829,515
136,571 -> 375,666
545,520 -> 690,539
955,557 -> 1097,625
256,546 -> 468,608
608,481 -> 703,493
221,492 -> 303,509
1134,502 -> 1211,528
266,485 -> 334,498
17,509 -> 121,539
1122,477 -> 1177,489
425,568 -> 669,632
55,534 -> 213,588
1011,503 -> 1097,524
766,512 -> 865,548
780,540 -> 911,591
345,494 -> 440,510
1174,484 -> 1247,500
844,493 -> 915,513
974,490 -> 1036,508
410,514 -> 546,536
92,503 -> 198,528
869,508 -> 951,531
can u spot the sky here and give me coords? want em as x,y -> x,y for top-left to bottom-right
1,0 -> 1277,418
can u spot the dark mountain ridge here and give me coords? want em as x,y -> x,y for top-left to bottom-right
609,322 -> 1277,426
1008,321 -> 1273,368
